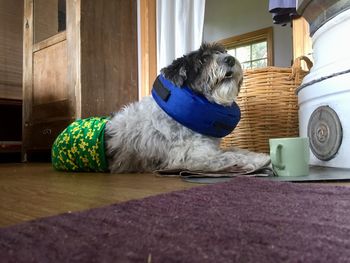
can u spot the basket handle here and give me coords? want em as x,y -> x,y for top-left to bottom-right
289,56 -> 313,81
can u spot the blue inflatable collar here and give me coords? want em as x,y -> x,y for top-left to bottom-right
152,75 -> 241,138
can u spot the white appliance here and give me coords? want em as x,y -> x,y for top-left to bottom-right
297,4 -> 350,168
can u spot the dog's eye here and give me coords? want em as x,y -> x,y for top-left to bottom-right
214,51 -> 221,55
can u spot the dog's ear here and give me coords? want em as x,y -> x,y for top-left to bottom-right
161,56 -> 187,87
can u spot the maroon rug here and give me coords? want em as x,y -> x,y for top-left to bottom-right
1,177 -> 350,262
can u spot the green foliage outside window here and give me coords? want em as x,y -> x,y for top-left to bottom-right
227,41 -> 268,70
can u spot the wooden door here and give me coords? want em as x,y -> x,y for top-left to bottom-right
23,0 -> 73,160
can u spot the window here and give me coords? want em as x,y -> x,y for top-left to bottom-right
220,27 -> 273,70
228,41 -> 268,70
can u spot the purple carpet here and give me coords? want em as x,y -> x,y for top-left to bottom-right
1,177 -> 350,262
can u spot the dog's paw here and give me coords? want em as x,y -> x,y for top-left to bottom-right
238,152 -> 270,172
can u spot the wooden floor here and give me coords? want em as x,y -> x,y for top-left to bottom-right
0,163 -> 201,227
1,163 -> 350,228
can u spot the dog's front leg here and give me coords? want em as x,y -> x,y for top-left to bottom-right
167,144 -> 269,172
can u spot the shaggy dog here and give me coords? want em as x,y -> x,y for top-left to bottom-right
52,42 -> 269,173
103,43 -> 269,173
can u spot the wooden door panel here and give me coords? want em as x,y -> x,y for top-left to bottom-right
26,119 -> 72,150
32,39 -> 70,122
33,40 -> 68,105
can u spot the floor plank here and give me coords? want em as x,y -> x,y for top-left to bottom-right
0,163 -> 201,227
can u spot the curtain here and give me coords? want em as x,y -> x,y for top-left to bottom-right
156,0 -> 206,73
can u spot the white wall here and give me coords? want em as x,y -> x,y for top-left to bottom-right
203,0 -> 293,67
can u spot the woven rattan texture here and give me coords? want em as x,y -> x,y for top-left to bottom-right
221,57 -> 312,153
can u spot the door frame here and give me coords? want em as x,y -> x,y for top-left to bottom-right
138,0 -> 157,98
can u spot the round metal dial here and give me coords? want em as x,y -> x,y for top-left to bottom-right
307,106 -> 342,161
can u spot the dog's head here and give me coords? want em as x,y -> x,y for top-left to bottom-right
160,42 -> 243,106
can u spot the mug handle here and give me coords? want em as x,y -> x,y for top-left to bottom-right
271,144 -> 285,170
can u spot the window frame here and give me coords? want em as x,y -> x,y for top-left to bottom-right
219,27 -> 274,68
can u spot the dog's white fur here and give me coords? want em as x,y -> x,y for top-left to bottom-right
104,43 -> 269,173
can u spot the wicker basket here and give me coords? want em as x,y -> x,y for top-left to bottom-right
221,56 -> 313,153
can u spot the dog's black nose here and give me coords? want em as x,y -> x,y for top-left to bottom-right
224,56 -> 235,67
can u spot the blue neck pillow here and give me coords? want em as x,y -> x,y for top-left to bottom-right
152,75 -> 241,138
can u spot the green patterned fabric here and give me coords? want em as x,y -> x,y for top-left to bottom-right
52,117 -> 109,172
